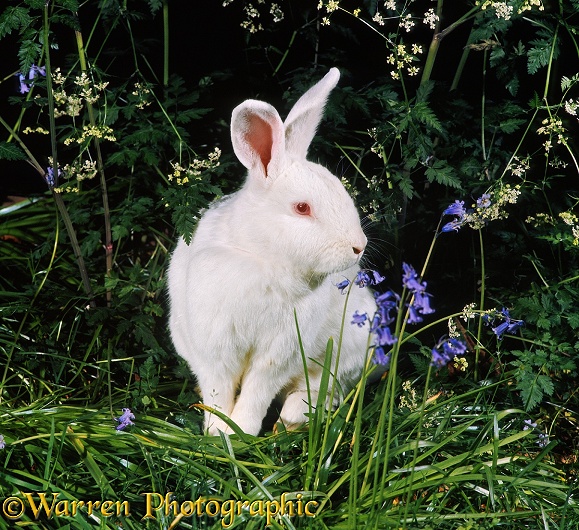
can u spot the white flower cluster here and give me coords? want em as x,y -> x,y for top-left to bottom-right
51,68 -> 109,119
464,185 -> 521,229
53,158 -> 99,193
423,8 -> 439,30
131,82 -> 152,110
478,0 -> 543,19
168,148 -> 222,186
536,117 -> 567,152
508,155 -> 530,177
559,211 -> 579,246
565,99 -> 579,117
387,42 -> 423,79
63,124 -> 116,146
223,1 -> 285,33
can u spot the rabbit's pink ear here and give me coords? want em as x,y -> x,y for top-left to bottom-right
284,68 -> 340,159
231,101 -> 285,179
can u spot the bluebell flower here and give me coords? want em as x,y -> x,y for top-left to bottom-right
374,325 -> 397,346
490,308 -> 524,339
352,264 -> 434,366
336,278 -> 350,294
441,218 -> 465,233
115,408 -> 135,431
413,291 -> 435,315
442,337 -> 467,357
45,166 -> 61,187
431,337 -> 467,368
18,73 -> 29,94
17,64 -> 46,94
370,270 -> 386,285
351,310 -> 368,327
407,304 -> 423,324
354,270 -> 371,288
537,432 -> 549,448
372,290 -> 399,328
441,200 -> 468,233
373,346 -> 390,366
443,200 -> 466,217
354,269 -> 386,288
523,419 -> 537,430
402,263 -> 426,293
0,434 -> 5,450
476,193 -> 492,208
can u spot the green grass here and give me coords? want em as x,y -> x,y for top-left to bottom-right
0,331 -> 576,529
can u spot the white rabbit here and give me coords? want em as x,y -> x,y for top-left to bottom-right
167,68 -> 377,436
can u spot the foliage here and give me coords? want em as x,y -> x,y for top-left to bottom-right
0,0 -> 578,528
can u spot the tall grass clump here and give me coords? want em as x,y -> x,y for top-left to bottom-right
0,1 -> 578,529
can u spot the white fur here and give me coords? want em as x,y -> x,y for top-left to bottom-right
168,68 -> 377,435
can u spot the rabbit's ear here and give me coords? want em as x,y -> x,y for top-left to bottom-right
284,68 -> 340,159
231,100 -> 285,179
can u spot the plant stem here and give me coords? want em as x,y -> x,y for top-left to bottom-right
481,49 -> 488,161
163,0 -> 169,89
421,4 -> 480,86
475,229 -> 485,382
74,19 -> 113,306
0,101 -> 95,308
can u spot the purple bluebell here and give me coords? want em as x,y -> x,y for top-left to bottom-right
477,193 -> 492,208
413,291 -> 435,315
336,278 -> 350,294
354,269 -> 386,288
374,325 -> 397,346
370,270 -> 386,285
402,263 -> 426,293
441,199 -> 468,232
0,434 -> 5,450
431,337 -> 467,368
407,304 -> 423,324
490,308 -> 524,339
443,200 -> 466,217
17,64 -> 46,94
45,166 -> 63,187
354,270 -> 372,288
373,346 -> 390,366
441,218 -> 465,232
537,432 -> 549,448
523,419 -> 537,430
115,408 -> 135,431
352,311 -> 368,327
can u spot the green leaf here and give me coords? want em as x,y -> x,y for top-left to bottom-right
425,160 -> 461,189
527,28 -> 560,75
18,38 -> 42,74
0,6 -> 32,39
0,142 -> 27,161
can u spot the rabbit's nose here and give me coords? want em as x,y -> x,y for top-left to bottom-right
352,246 -> 364,255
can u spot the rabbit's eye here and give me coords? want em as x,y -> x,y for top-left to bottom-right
294,202 -> 312,216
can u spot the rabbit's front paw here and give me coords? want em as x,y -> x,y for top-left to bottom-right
205,416 -> 233,436
278,391 -> 312,429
